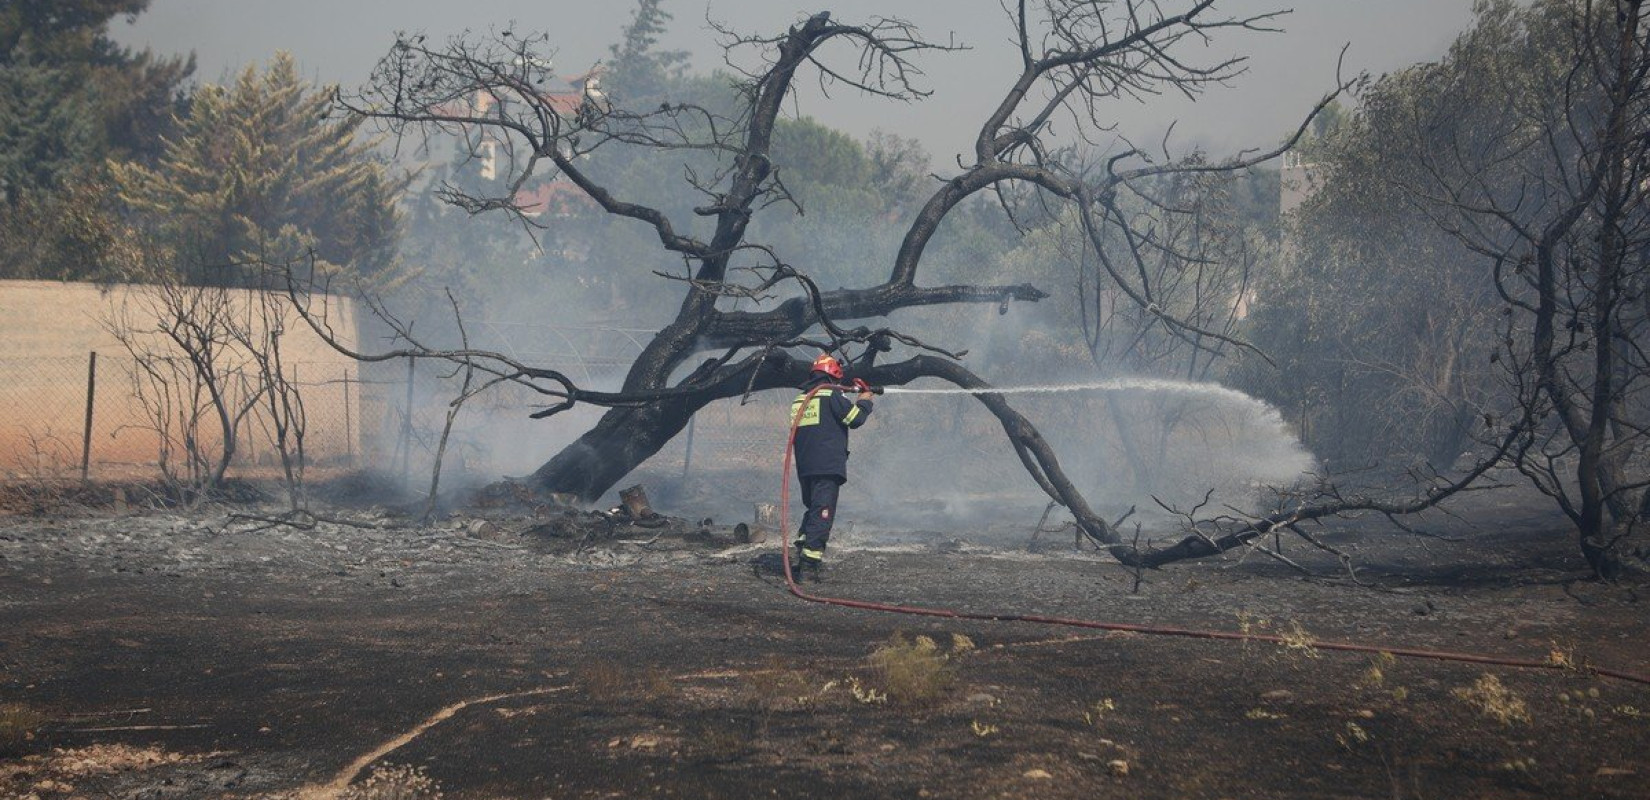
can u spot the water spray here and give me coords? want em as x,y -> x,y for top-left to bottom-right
879,378 -> 1259,405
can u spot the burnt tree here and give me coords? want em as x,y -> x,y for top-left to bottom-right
1354,0 -> 1650,578
333,2 -> 1341,557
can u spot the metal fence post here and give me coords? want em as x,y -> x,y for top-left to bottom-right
343,368 -> 354,467
80,351 -> 97,482
402,357 -> 415,485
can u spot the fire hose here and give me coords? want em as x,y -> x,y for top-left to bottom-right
778,382 -> 1650,686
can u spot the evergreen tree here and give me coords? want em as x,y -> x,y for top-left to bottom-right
0,0 -> 148,62
0,0 -> 190,279
605,0 -> 690,103
111,52 -> 403,286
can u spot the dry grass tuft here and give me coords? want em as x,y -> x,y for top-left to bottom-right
1360,652 -> 1396,688
342,763 -> 444,800
1277,620 -> 1321,659
1547,642 -> 1579,670
1082,698 -> 1116,727
0,704 -> 45,755
868,633 -> 959,706
579,661 -> 633,702
1453,673 -> 1531,725
746,659 -> 815,713
692,723 -> 751,762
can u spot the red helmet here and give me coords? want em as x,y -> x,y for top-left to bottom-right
810,352 -> 844,380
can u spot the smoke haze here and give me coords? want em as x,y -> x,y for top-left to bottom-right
114,0 -> 1478,160
107,1 -> 1467,543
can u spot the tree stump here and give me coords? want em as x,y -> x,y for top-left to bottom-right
619,485 -> 655,520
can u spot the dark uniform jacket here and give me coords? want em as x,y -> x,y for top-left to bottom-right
791,377 -> 873,480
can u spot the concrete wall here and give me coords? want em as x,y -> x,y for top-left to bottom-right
0,279 -> 362,479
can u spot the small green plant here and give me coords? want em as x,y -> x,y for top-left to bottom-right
343,763 -> 444,800
1557,686 -> 1626,722
0,703 -> 44,756
868,633 -> 959,706
970,719 -> 999,737
1453,673 -> 1530,725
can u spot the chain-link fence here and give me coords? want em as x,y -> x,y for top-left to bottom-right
0,346 -> 795,489
0,353 -> 366,484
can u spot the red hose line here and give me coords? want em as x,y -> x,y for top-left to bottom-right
777,384 -> 1650,687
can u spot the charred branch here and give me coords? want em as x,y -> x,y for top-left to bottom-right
1129,424 -> 1526,569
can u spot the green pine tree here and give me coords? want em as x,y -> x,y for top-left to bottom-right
0,0 -> 191,280
111,52 -> 404,286
606,0 -> 690,103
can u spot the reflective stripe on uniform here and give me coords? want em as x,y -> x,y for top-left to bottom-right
799,547 -> 825,561
791,388 -> 834,428
842,404 -> 862,425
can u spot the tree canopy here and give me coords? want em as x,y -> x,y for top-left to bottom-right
0,0 -> 191,280
1235,0 -> 1650,577
111,52 -> 403,286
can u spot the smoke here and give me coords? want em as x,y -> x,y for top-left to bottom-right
360,274 -> 1315,544
844,375 -> 1315,541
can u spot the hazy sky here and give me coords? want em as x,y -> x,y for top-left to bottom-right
112,0 -> 1479,160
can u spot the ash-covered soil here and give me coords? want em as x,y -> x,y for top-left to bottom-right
1,481 -> 1648,799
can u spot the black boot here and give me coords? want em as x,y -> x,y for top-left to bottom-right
798,556 -> 824,583
787,540 -> 808,581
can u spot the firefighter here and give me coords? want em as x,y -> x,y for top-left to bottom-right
789,352 -> 874,581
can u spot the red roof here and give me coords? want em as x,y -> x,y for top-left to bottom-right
514,180 -> 592,218
426,88 -> 585,120
540,91 -> 583,117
